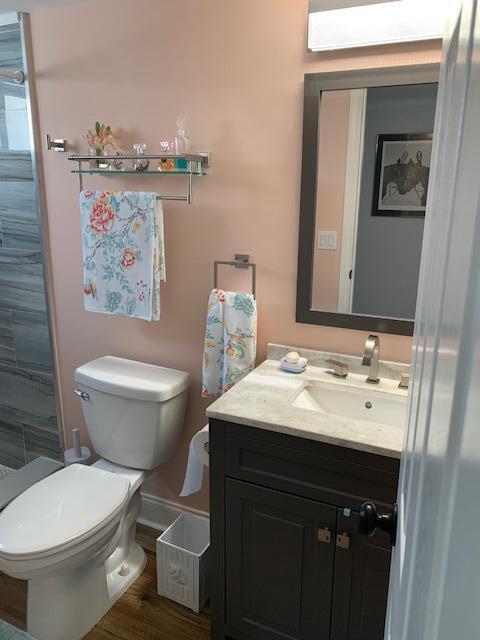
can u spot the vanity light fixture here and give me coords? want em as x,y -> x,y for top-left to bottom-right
308,0 -> 448,52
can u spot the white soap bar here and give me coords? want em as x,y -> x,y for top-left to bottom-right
285,351 -> 300,364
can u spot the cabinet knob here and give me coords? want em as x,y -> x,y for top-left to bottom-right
359,501 -> 398,546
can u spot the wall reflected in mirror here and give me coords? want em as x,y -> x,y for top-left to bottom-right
311,82 -> 437,321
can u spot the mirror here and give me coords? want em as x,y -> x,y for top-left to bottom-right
297,65 -> 439,336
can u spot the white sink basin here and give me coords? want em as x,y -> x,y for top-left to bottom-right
290,379 -> 406,430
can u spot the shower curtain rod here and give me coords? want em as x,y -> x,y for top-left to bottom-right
0,68 -> 25,84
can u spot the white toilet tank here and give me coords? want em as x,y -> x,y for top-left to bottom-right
74,356 -> 190,470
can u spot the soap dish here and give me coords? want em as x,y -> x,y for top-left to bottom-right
280,356 -> 307,374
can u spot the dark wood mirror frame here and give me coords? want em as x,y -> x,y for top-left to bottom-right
296,64 -> 439,337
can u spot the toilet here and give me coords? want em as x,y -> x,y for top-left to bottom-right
0,356 -> 190,640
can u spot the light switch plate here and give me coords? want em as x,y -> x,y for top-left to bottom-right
317,230 -> 337,250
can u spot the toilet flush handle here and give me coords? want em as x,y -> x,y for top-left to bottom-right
73,388 -> 90,401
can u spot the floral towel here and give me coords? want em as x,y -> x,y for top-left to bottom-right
80,190 -> 165,321
202,288 -> 257,397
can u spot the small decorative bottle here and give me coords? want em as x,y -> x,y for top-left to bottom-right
158,140 -> 175,171
132,143 -> 149,171
174,115 -> 190,169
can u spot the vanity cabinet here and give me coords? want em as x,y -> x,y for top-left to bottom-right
209,419 -> 399,640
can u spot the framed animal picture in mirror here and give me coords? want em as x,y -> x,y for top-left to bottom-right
372,133 -> 432,218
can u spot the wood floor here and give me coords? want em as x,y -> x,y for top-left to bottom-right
0,525 -> 211,640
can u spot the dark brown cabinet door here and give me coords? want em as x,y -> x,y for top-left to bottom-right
330,508 -> 392,640
225,478 -> 337,640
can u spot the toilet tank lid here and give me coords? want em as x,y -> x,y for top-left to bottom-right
75,356 -> 190,402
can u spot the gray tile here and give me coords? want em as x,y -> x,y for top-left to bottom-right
0,102 -> 31,153
24,424 -> 62,463
0,181 -> 40,250
0,308 -> 15,366
0,180 -> 36,218
0,24 -> 23,71
0,249 -> 47,313
0,90 -> 27,152
0,419 -> 25,468
12,310 -> 52,373
0,364 -> 57,432
0,80 -> 25,102
0,152 -> 33,181
0,218 -> 41,250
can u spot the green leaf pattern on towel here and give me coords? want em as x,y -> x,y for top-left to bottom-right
202,288 -> 257,397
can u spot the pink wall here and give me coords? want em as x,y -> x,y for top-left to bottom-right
312,90 -> 350,311
29,0 -> 442,512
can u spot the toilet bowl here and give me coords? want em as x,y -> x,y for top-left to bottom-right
0,356 -> 190,640
0,463 -> 145,640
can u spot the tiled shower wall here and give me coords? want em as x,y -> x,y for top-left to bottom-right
0,19 -> 61,468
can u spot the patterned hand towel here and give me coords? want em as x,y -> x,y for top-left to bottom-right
202,288 -> 257,397
80,191 -> 165,320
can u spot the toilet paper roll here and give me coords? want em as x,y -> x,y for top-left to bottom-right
179,425 -> 209,497
192,424 -> 210,468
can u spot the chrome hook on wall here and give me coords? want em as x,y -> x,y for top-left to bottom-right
46,134 -> 67,152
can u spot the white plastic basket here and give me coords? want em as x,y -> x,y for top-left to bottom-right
156,512 -> 210,612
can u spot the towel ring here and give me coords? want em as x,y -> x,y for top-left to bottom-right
213,254 -> 256,299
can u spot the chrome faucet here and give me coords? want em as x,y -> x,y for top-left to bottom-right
362,334 -> 380,384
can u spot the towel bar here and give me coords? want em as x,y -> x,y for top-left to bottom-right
213,254 -> 256,298
0,68 -> 24,84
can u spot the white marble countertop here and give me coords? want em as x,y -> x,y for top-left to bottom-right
206,359 -> 407,459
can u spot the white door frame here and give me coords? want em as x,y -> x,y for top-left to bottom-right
337,89 -> 367,314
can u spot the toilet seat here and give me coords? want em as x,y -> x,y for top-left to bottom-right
0,464 -> 130,560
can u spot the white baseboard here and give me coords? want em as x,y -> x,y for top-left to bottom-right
139,492 -> 209,532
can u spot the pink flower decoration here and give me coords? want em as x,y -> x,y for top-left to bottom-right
89,199 -> 115,234
214,288 -> 226,302
121,249 -> 136,269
